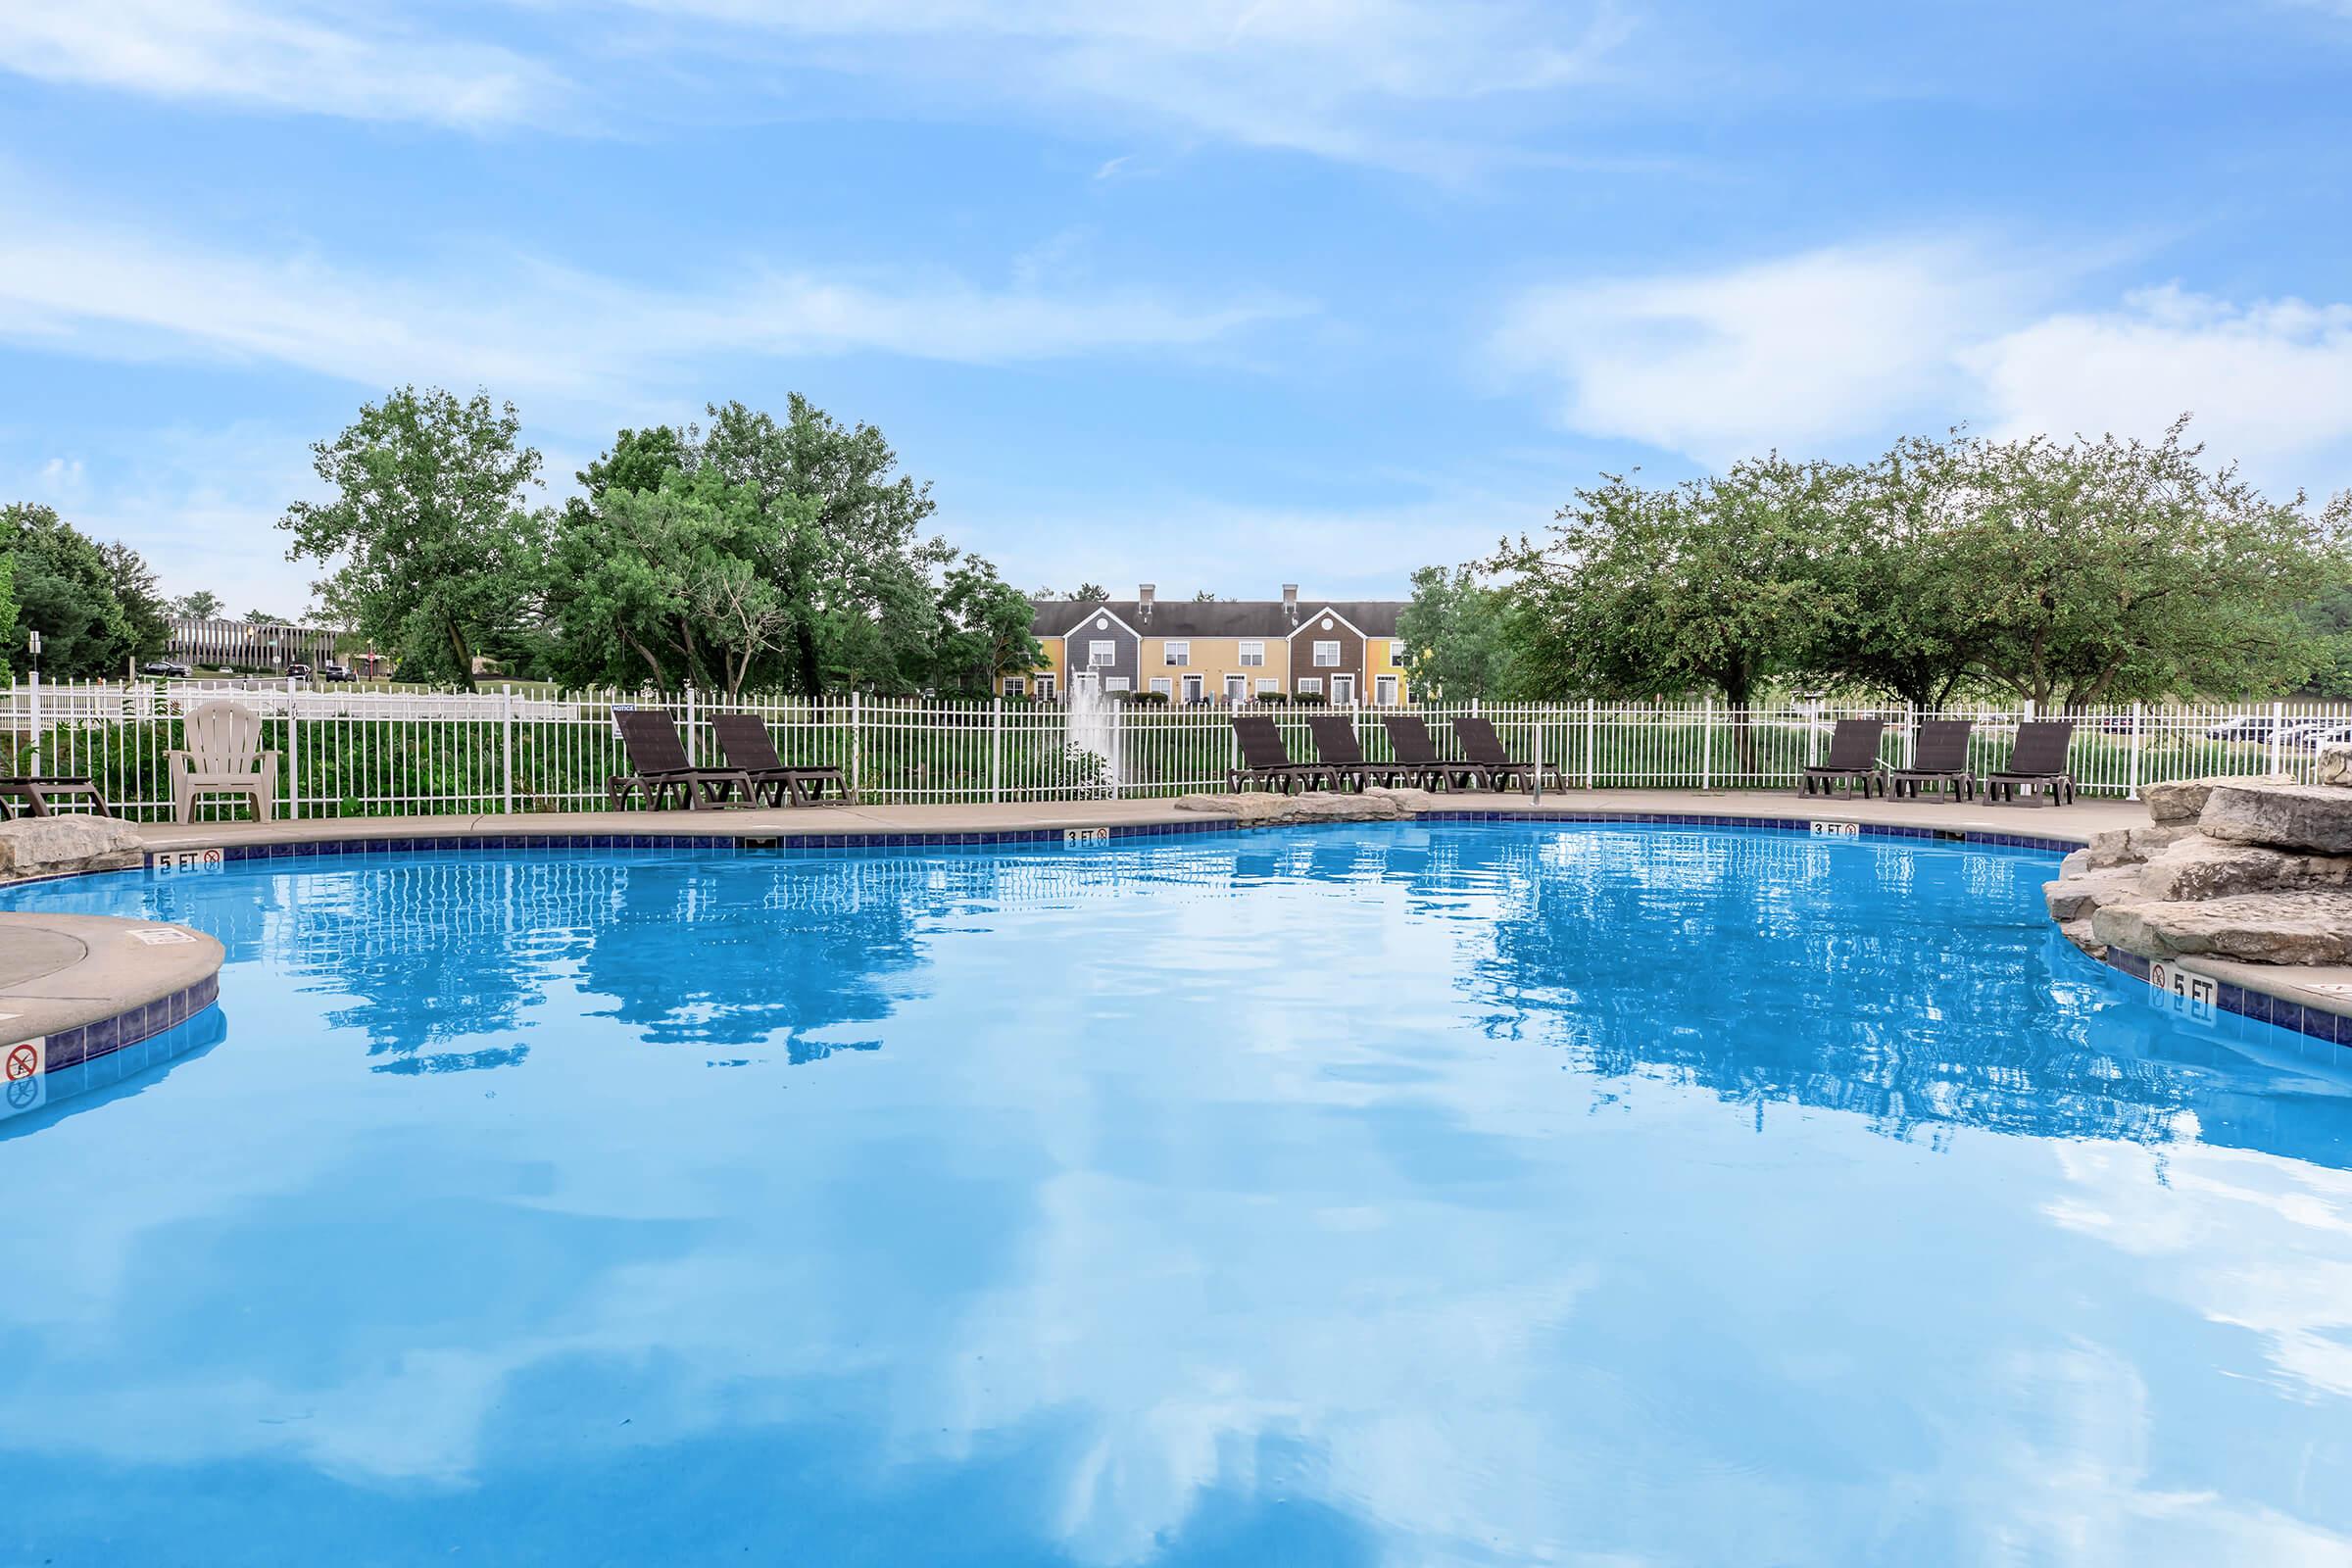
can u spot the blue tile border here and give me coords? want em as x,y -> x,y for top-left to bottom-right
4,972 -> 220,1112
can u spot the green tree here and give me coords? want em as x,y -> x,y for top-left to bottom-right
98,541 -> 171,663
1930,421 -> 2336,708
1069,581 -> 1109,603
0,557 -> 17,683
171,589 -> 224,620
0,503 -> 135,678
281,386 -> 551,692
931,554 -> 1043,695
1396,564 -> 1522,700
1494,456 -> 1847,766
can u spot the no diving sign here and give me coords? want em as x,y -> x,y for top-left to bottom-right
2,1038 -> 46,1120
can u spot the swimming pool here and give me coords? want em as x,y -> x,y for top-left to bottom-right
4,822 -> 2350,1565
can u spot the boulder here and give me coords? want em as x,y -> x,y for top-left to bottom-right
2321,745 -> 2352,789
2043,866 -> 2154,923
2143,774 -> 2284,825
1172,787 -> 1441,825
2058,918 -> 2104,958
2075,822 -> 2196,870
2092,892 -> 2352,966
2135,838 -> 2352,903
2199,782 -> 2352,856
0,814 -> 145,881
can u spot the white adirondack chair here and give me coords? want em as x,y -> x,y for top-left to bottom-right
170,701 -> 279,823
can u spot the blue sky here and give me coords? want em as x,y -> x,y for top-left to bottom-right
3,1 -> 2349,616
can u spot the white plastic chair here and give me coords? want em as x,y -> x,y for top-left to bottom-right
170,701 -> 279,823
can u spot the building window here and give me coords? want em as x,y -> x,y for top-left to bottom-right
1313,640 -> 1340,667
1037,675 -> 1056,699
1256,677 -> 1279,695
1105,676 -> 1131,693
1090,640 -> 1115,666
1003,677 -> 1027,698
1297,677 -> 1323,696
1375,675 -> 1397,705
1164,641 -> 1190,666
1239,640 -> 1264,666
1150,676 -> 1172,695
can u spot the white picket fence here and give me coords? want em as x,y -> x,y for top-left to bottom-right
2,678 -> 2347,822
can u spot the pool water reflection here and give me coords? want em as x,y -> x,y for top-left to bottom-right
3,824 -> 2350,1566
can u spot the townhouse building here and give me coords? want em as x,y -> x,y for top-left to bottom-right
1005,585 -> 1412,705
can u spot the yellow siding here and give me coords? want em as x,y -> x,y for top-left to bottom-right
1000,636 -> 1064,696
1138,635 -> 1289,699
1367,639 -> 1409,706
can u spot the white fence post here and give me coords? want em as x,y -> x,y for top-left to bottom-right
286,673 -> 301,820
2271,700 -> 2285,779
1700,696 -> 1713,790
683,682 -> 698,765
1584,698 -> 1595,790
990,697 -> 1003,805
502,686 -> 515,815
849,690 -> 861,798
1903,702 -> 1916,770
24,668 -> 38,774
2128,701 -> 2142,801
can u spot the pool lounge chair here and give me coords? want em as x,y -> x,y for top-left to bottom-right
710,711 -> 856,808
607,709 -> 754,810
1451,715 -> 1540,792
0,775 -> 113,819
1302,714 -> 1376,791
1985,719 -> 2077,806
1886,719 -> 1976,802
1227,715 -> 1330,793
1800,718 -> 1886,799
1380,714 -> 1477,791
171,700 -> 279,823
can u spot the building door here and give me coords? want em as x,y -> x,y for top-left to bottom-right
1182,673 -> 1205,704
1375,674 -> 1397,706
1224,675 -> 1247,704
1036,674 -> 1056,700
1332,675 -> 1355,705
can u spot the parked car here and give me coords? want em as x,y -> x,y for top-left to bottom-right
288,662 -> 313,679
2206,716 -> 2281,744
318,662 -> 353,682
139,660 -> 191,677
2287,722 -> 2352,752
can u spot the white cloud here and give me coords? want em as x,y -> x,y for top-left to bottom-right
607,0 -> 1637,172
1965,286 -> 2352,475
1494,243 -> 2352,491
0,0 -> 566,127
0,205 -> 1307,414
1491,240 -> 2038,464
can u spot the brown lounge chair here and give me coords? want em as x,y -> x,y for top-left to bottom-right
1227,715 -> 1330,793
607,709 -> 753,810
710,711 -> 856,807
1801,718 -> 1886,798
1985,719 -> 2077,806
1887,719 -> 1975,801
1302,714 -> 1377,792
1451,715 -> 1539,792
0,775 -> 113,819
1381,714 -> 1477,791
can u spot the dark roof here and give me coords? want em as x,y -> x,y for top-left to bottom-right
1028,598 -> 1403,638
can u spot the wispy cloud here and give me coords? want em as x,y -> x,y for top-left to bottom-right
1493,240 -> 2352,492
0,203 -> 1309,414
0,1 -> 567,127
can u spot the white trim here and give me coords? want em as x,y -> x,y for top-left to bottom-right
1312,640 -> 1340,667
1003,676 -> 1027,697
1255,677 -> 1280,695
1088,640 -> 1116,667
1238,640 -> 1264,666
1332,675 -> 1356,704
1286,607 -> 1367,640
1056,606 -> 1144,640
1180,673 -> 1204,703
1375,674 -> 1398,705
1104,676 -> 1131,693
1150,676 -> 1172,695
1163,640 -> 1191,666
1296,676 -> 1324,696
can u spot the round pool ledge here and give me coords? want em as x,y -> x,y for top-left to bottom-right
0,912 -> 224,1082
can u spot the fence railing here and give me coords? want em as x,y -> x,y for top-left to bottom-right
3,679 -> 2347,822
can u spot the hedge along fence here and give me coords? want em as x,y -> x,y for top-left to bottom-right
2,680 -> 2346,822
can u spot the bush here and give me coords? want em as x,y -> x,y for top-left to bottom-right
1293,693 -> 1328,707
1256,692 -> 1290,707
1122,689 -> 1171,706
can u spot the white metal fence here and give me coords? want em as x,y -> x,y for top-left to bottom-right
3,678 -> 2347,822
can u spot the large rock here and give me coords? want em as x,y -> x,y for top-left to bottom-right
2134,838 -> 2352,902
2092,892 -> 2352,966
2143,774 -> 2286,825
2321,745 -> 2352,789
1173,786 -> 1441,825
2073,822 -> 2197,871
2199,782 -> 2352,856
2043,865 -> 2154,922
0,814 -> 145,881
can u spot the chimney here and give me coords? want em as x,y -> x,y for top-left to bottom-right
1281,583 -> 1298,625
1137,582 -> 1154,622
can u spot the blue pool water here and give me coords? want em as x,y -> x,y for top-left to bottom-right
5,823 -> 2352,1566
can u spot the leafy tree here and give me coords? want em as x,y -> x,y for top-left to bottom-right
1190,589 -> 1223,602
0,503 -> 135,678
243,608 -> 286,624
98,541 -> 171,662
1069,581 -> 1109,603
694,396 -> 953,695
2308,493 -> 2352,699
1396,564 -> 1523,700
172,589 -> 224,621
280,386 -> 551,692
1494,456 -> 1847,766
931,554 -> 1044,694
0,557 -> 16,683
1930,421 -> 2337,708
